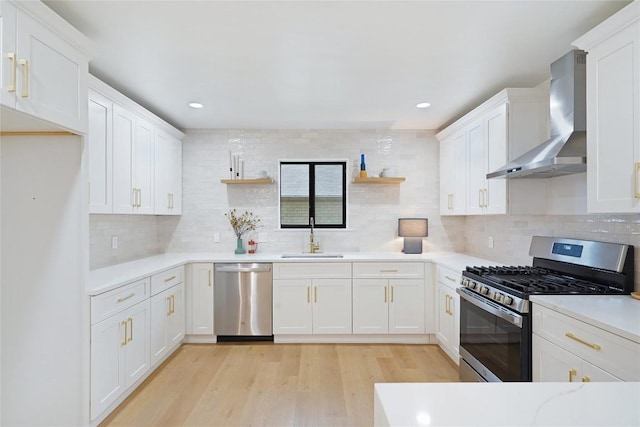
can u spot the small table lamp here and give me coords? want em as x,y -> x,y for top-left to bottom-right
398,218 -> 428,254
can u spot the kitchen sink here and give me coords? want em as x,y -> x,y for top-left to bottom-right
281,253 -> 344,259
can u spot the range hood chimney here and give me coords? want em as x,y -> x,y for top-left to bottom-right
487,50 -> 587,179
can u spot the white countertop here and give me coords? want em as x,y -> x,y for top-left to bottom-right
88,251 -> 499,295
374,382 -> 640,426
530,294 -> 640,344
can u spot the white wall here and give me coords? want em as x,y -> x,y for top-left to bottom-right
1,136 -> 88,426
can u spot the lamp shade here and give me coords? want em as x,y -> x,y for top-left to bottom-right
398,218 -> 428,237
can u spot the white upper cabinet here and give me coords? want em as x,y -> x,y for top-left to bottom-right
154,129 -> 182,215
0,1 -> 91,133
573,2 -> 640,213
88,90 -> 113,213
437,88 -> 548,216
88,75 -> 184,215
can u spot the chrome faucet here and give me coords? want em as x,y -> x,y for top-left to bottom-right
309,217 -> 320,253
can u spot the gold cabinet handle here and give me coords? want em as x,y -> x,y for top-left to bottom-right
18,59 -> 28,97
478,189 -> 482,208
390,285 -> 394,303
582,376 -> 591,382
164,275 -> 176,283
132,188 -> 137,207
482,189 -> 488,207
121,320 -> 128,346
127,317 -> 133,342
137,189 -> 142,207
384,286 -> 387,303
307,286 -> 310,303
565,332 -> 601,350
171,295 -> 175,314
379,269 -> 398,273
445,294 -> 450,315
444,275 -> 456,283
117,293 -> 135,303
635,162 -> 640,198
208,269 -> 212,286
314,286 -> 317,303
569,368 -> 577,382
7,53 -> 16,92
166,296 -> 172,316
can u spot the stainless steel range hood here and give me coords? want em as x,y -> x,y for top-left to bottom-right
487,50 -> 587,179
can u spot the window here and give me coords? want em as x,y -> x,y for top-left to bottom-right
280,161 -> 347,228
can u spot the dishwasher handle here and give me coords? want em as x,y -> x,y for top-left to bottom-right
215,264 -> 272,273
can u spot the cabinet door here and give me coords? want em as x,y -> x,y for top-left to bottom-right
436,282 -> 458,359
312,278 -> 352,334
466,119 -> 486,215
88,90 -> 113,213
533,334 -> 581,382
188,263 -> 214,335
451,131 -> 467,214
389,279 -> 425,334
439,135 -> 455,215
150,289 -> 170,365
153,129 -> 170,215
112,104 -> 135,214
90,315 -> 126,420
14,9 -> 88,133
586,22 -> 640,213
352,279 -> 388,334
273,279 -> 312,334
167,283 -> 185,347
1,2 -> 17,108
582,360 -> 623,383
484,103 -> 508,214
134,116 -> 154,214
124,300 -> 150,388
169,136 -> 183,214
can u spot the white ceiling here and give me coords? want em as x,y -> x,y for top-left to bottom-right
45,0 -> 631,132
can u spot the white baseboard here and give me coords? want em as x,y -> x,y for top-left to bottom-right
274,334 -> 437,344
183,335 -> 218,344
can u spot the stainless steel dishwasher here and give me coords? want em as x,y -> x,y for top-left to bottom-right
214,263 -> 273,338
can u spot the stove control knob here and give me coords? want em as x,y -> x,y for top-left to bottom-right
480,286 -> 490,295
494,293 -> 503,303
504,296 -> 514,305
461,278 -> 469,287
468,281 -> 477,290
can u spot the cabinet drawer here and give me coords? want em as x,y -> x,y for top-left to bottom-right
533,305 -> 640,381
151,266 -> 184,295
353,262 -> 424,279
436,266 -> 461,288
273,263 -> 351,279
91,278 -> 149,324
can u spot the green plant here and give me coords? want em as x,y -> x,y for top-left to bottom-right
225,209 -> 260,239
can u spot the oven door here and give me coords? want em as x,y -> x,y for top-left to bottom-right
457,287 -> 530,382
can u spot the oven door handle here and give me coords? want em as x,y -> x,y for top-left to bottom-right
457,287 -> 523,328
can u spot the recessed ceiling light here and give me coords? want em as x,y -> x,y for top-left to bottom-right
189,102 -> 204,109
416,102 -> 431,109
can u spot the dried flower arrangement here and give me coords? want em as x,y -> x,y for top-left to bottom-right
225,209 -> 261,239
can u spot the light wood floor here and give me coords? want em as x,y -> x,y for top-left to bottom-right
101,343 -> 459,427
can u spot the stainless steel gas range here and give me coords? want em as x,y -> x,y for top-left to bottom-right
457,236 -> 634,383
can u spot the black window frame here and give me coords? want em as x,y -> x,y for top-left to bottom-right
279,161 -> 347,229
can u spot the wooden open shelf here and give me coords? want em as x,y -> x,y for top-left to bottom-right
352,177 -> 406,184
221,178 -> 274,184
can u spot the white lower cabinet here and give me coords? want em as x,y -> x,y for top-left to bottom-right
352,263 -> 426,335
435,266 -> 460,364
150,282 -> 185,366
90,294 -> 150,420
273,263 -> 352,335
186,262 -> 214,335
533,335 -> 621,383
532,304 -> 640,382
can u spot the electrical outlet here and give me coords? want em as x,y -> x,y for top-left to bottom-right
488,236 -> 494,248
111,236 -> 118,249
258,232 -> 267,243
213,232 -> 221,243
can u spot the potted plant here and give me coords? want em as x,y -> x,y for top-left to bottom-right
225,209 -> 260,254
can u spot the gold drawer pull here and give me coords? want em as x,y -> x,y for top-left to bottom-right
117,293 -> 135,303
444,275 -> 456,282
307,286 -> 310,303
164,275 -> 176,283
569,368 -> 577,382
7,53 -> 16,92
384,286 -> 387,303
380,269 -> 398,273
121,320 -> 128,347
208,269 -> 213,286
565,332 -> 601,350
582,376 -> 591,382
127,317 -> 133,342
19,59 -> 28,97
